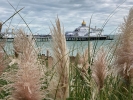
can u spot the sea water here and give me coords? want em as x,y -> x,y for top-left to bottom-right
4,39 -> 117,56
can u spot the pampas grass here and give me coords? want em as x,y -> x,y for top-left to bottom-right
12,29 -> 43,100
13,29 -> 29,58
114,7 -> 133,85
79,48 -> 89,71
92,47 -> 108,90
78,42 -> 93,72
49,17 -> 69,100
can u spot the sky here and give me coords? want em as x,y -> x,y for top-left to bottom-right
0,0 -> 133,35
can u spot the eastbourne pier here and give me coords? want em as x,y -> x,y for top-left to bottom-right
0,20 -> 113,42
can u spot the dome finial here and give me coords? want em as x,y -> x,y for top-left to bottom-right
82,20 -> 86,26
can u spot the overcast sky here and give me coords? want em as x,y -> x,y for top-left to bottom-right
0,0 -> 133,35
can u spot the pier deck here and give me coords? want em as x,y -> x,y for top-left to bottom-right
65,36 -> 113,41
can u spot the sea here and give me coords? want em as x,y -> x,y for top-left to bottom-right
4,37 -> 118,56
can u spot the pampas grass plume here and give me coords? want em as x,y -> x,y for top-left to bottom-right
12,29 -> 43,100
114,7 -> 133,85
49,17 -> 69,100
92,47 -> 107,90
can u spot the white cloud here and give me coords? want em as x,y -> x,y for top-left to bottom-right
0,0 -> 132,35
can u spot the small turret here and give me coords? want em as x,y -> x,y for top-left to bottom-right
82,20 -> 86,26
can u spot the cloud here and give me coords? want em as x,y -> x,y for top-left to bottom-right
0,0 -> 132,35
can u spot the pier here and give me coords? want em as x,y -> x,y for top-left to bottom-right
65,36 -> 113,41
0,35 -> 113,42
2,36 -> 50,42
35,37 -> 50,42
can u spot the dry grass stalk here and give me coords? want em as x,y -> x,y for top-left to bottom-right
50,17 -> 69,100
0,22 -> 2,32
114,7 -> 133,85
92,47 -> 107,90
12,29 -> 43,100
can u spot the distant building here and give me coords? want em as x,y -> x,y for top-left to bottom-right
65,20 -> 103,37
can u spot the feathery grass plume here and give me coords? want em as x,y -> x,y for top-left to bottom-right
76,48 -> 89,74
12,29 -> 43,100
114,7 -> 133,85
13,29 -> 29,58
77,42 -> 93,73
81,48 -> 89,69
50,17 -> 69,100
9,29 -> 29,65
92,47 -> 107,91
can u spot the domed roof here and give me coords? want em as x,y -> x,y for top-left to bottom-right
82,20 -> 86,26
